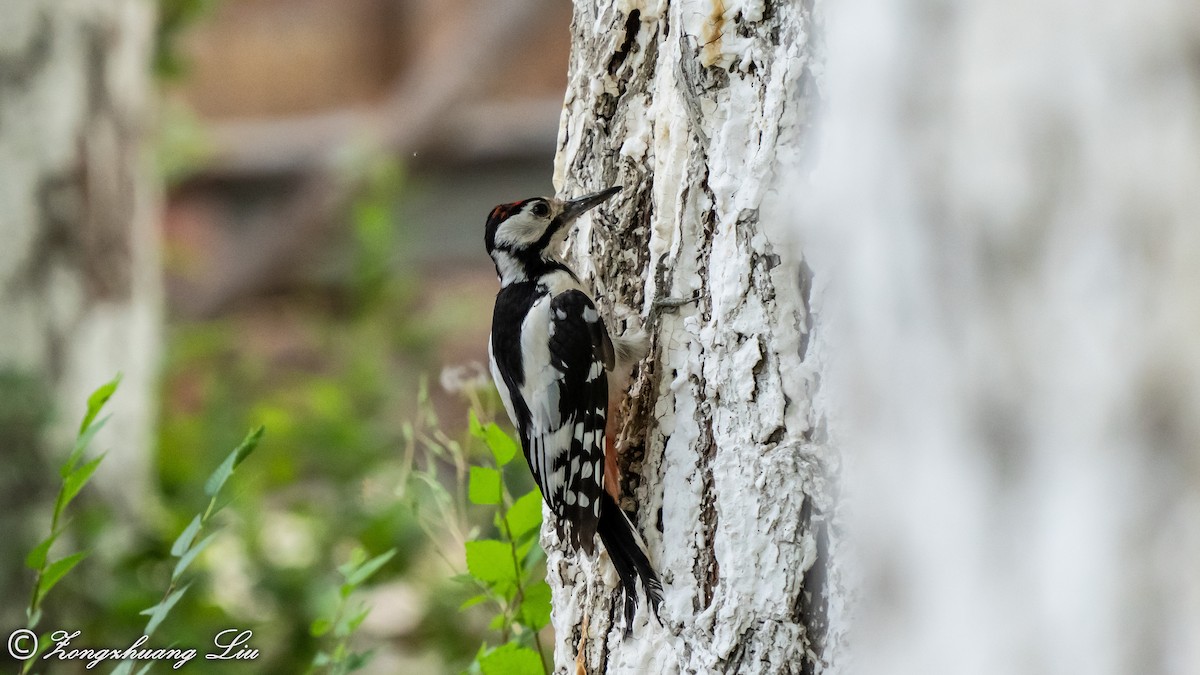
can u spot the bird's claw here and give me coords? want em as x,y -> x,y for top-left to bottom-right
651,293 -> 700,310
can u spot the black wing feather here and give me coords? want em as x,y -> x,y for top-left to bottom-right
546,290 -> 610,555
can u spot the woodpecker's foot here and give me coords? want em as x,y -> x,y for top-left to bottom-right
651,293 -> 701,310
647,291 -> 700,331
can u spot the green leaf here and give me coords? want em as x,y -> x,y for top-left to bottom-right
515,530 -> 541,562
484,424 -> 518,466
346,548 -> 396,586
61,453 -> 106,508
518,581 -> 552,631
346,605 -> 372,633
38,551 -> 88,603
142,582 -> 191,636
469,408 -> 485,439
447,573 -> 476,587
479,643 -> 543,675
345,648 -> 372,672
26,530 -> 62,570
459,593 -> 489,611
170,515 -> 202,557
469,466 -> 502,505
172,532 -> 217,581
78,374 -> 120,437
465,540 -> 518,585
338,547 -> 368,578
204,426 -> 264,497
345,649 -> 375,672
63,414 -> 109,477
310,618 -> 332,637
505,490 -> 543,538
410,472 -> 452,518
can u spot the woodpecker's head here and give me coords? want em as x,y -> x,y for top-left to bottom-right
484,186 -> 621,284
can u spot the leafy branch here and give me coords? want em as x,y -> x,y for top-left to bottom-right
462,411 -> 550,675
307,547 -> 398,674
398,381 -> 551,675
21,375 -> 120,673
111,426 -> 264,675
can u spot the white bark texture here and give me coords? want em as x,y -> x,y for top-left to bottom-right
549,2 -> 836,673
806,1 -> 1200,673
0,1 -> 160,507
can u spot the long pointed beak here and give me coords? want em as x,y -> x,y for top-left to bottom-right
561,186 -> 622,223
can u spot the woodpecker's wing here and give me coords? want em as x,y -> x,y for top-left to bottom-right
521,289 -> 610,555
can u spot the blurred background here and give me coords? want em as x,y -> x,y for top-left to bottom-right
7,0 -> 1200,673
0,0 -> 573,672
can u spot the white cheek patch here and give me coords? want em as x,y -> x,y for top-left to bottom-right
495,213 -> 548,247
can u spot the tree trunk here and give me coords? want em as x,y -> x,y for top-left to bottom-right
806,1 -> 1200,673
549,3 -> 836,673
0,2 -> 160,512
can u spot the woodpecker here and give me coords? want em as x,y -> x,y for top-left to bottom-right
484,185 -> 663,632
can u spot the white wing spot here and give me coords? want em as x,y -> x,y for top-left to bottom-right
578,493 -> 590,509
565,490 -> 576,505
581,462 -> 593,479
593,500 -> 601,517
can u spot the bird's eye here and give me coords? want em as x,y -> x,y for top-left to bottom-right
531,202 -> 549,217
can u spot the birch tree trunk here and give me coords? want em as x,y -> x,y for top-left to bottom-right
805,1 -> 1200,673
550,3 -> 837,673
0,1 -> 160,508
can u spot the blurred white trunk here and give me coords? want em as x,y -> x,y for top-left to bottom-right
807,1 -> 1200,673
550,2 -> 838,673
0,1 -> 160,509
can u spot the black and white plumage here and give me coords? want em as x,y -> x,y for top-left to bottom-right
484,186 -> 663,631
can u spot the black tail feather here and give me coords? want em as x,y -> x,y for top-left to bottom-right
596,492 -> 663,636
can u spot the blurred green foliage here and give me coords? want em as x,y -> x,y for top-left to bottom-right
136,159 -> 460,671
2,4 -> 550,673
155,0 -> 218,80
0,157 -> 523,674
156,99 -> 212,187
462,412 -> 551,674
308,546 -> 397,674
0,370 -> 54,624
21,376 -> 119,674
154,0 -> 217,187
111,426 -> 264,675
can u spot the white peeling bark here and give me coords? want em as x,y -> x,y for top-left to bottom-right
0,1 -> 160,510
549,2 -> 838,673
